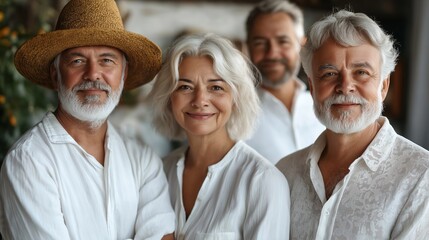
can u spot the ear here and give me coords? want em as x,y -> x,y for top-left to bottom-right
307,77 -> 314,97
123,63 -> 129,82
296,36 -> 306,51
381,76 -> 390,101
50,63 -> 59,90
300,36 -> 307,47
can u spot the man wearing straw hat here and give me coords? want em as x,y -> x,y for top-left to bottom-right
0,0 -> 175,239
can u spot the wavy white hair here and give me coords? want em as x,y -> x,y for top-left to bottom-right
301,10 -> 398,80
148,33 -> 261,141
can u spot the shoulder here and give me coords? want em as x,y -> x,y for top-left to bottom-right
238,143 -> 290,199
1,122 -> 59,191
293,81 -> 314,106
3,121 -> 49,167
121,136 -> 155,159
394,135 -> 429,161
234,142 -> 287,182
234,142 -> 272,168
109,125 -> 163,171
256,88 -> 277,106
376,121 -> 429,169
389,135 -> 429,175
295,90 -> 317,111
276,145 -> 311,178
162,145 -> 186,174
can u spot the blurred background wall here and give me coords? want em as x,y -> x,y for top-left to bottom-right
1,0 -> 428,162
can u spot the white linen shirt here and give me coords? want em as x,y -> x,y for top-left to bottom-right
163,141 -> 290,240
276,117 -> 429,239
0,112 -> 175,240
246,80 -> 325,164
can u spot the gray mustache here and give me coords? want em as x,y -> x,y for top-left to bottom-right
260,58 -> 288,65
74,80 -> 111,92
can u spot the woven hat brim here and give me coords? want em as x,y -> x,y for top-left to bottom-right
14,28 -> 161,90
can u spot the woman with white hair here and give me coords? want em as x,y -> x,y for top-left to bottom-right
149,33 -> 290,239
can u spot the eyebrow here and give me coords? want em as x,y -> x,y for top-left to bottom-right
317,62 -> 375,71
251,35 -> 290,41
351,62 -> 374,71
178,79 -> 192,83
318,64 -> 337,71
178,78 -> 224,83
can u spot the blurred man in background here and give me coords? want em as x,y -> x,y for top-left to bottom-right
245,0 -> 325,164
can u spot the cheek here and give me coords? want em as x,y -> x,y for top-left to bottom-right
61,71 -> 85,90
357,83 -> 381,101
312,83 -> 332,101
106,72 -> 124,89
63,81 -> 78,91
249,48 -> 264,63
170,95 -> 182,110
283,46 -> 299,58
218,97 -> 234,115
365,91 -> 382,103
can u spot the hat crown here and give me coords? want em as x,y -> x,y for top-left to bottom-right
15,0 -> 161,91
56,0 -> 124,31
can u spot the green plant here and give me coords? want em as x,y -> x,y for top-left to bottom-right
0,0 -> 57,162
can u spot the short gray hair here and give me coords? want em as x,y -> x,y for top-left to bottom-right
246,0 -> 304,41
301,10 -> 398,80
148,33 -> 261,141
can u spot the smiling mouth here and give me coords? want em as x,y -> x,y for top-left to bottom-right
332,103 -> 360,108
261,62 -> 284,69
78,88 -> 108,94
186,112 -> 215,119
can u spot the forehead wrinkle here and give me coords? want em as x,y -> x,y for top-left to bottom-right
318,64 -> 338,71
251,33 -> 291,40
62,48 -> 122,57
350,61 -> 374,71
99,52 -> 121,59
208,79 -> 225,83
62,52 -> 84,59
178,78 -> 192,83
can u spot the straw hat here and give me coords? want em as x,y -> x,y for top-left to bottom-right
14,0 -> 161,90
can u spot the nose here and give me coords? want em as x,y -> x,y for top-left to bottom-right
335,72 -> 356,94
83,61 -> 102,81
265,41 -> 280,59
191,87 -> 209,108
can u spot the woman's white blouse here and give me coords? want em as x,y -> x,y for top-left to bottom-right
163,141 -> 290,240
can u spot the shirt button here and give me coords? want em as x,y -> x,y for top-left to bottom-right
324,210 -> 330,215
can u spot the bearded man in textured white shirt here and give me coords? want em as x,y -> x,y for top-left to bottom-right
245,0 -> 325,164
0,0 -> 175,239
276,10 -> 429,239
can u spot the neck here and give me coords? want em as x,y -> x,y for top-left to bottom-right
323,120 -> 382,166
55,107 -> 108,165
262,78 -> 297,111
318,120 -> 382,199
185,131 -> 235,169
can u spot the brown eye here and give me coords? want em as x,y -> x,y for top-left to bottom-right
321,72 -> 337,80
177,85 -> 192,91
72,59 -> 83,64
211,85 -> 223,91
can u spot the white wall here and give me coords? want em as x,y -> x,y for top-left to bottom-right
119,1 -> 253,51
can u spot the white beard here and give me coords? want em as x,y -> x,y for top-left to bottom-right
260,58 -> 301,89
58,79 -> 124,128
314,92 -> 383,134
